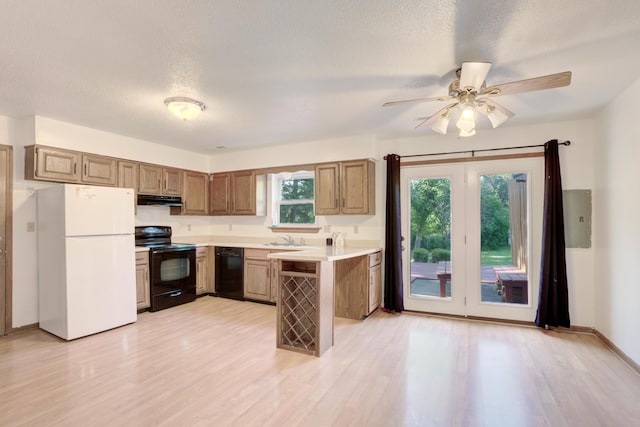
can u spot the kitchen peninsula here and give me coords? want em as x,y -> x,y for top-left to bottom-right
268,246 -> 381,357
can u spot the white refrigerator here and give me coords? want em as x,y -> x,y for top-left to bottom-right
37,184 -> 137,340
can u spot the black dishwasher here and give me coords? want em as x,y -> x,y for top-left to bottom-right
215,247 -> 245,301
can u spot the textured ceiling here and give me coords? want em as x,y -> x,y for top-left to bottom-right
1,0 -> 639,153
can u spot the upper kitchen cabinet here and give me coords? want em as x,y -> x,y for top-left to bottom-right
315,163 -> 341,215
138,164 -> 183,196
209,172 -> 231,215
181,171 -> 209,215
25,145 -> 80,183
315,159 -> 375,215
25,145 -> 117,186
209,170 -> 264,216
117,161 -> 138,189
81,153 -> 117,186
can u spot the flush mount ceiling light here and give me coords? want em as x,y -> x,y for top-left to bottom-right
383,61 -> 572,137
164,97 -> 205,120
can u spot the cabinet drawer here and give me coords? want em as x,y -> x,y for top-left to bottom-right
135,251 -> 148,264
196,246 -> 208,257
368,251 -> 382,267
244,248 -> 270,259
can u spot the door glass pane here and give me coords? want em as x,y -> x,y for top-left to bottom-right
480,173 -> 528,304
409,177 -> 452,299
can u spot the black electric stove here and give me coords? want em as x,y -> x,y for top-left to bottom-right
135,226 -> 196,311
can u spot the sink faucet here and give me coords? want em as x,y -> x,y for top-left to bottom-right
278,235 -> 294,245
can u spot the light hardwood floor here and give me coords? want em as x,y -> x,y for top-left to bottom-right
1,297 -> 639,426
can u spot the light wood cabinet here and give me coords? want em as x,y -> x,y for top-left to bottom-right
135,251 -> 150,310
368,251 -> 382,314
209,172 -> 231,215
138,164 -> 183,196
25,145 -> 80,183
315,159 -> 375,215
209,170 -> 257,215
231,170 -> 256,215
81,153 -> 117,186
243,248 -> 280,302
334,250 -> 381,319
181,171 -> 209,215
24,145 -> 122,186
315,163 -> 340,215
118,161 -> 138,189
195,246 -> 211,295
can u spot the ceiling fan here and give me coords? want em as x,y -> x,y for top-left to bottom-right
383,62 -> 572,137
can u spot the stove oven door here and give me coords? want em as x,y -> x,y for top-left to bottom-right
149,247 -> 196,311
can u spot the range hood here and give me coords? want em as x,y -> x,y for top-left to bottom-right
137,194 -> 183,207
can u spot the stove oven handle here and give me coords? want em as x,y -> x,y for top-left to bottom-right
169,291 -> 183,297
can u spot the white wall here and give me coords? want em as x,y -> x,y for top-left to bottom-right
377,118 -> 597,328
595,77 -> 640,365
2,113 -> 605,334
8,116 -> 215,327
206,135 -> 384,246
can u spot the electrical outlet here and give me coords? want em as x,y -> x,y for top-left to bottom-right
27,222 -> 35,232
228,224 -> 233,231
186,224 -> 192,232
323,225 -> 331,233
353,225 -> 359,234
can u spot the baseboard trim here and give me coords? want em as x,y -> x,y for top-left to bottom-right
6,322 -> 39,335
593,329 -> 640,375
402,311 -> 640,375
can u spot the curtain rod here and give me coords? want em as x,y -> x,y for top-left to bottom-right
384,140 -> 571,160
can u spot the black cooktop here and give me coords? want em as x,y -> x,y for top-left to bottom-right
135,225 -> 195,250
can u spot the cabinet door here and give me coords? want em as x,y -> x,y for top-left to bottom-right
196,254 -> 208,295
118,161 -> 138,189
135,252 -> 150,310
183,171 -> 209,215
231,170 -> 256,215
138,164 -> 162,194
315,163 -> 340,215
340,160 -> 374,214
334,255 -> 368,319
163,168 -> 183,196
81,154 -> 117,186
34,146 -> 80,182
244,258 -> 271,301
209,172 -> 231,215
368,263 -> 381,314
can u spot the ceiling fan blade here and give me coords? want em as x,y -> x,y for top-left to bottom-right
484,71 -> 572,97
459,62 -> 492,90
415,103 -> 458,129
383,95 -> 455,107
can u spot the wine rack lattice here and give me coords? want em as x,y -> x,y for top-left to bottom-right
279,274 -> 318,353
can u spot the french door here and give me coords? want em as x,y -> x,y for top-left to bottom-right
400,157 -> 543,322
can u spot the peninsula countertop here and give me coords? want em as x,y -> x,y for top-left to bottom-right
267,246 -> 379,262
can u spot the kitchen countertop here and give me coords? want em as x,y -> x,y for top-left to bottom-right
267,246 -> 379,262
171,240 -> 380,262
135,246 -> 150,253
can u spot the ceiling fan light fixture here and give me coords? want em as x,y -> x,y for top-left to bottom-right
459,128 -> 476,138
486,106 -> 510,128
164,97 -> 205,120
431,113 -> 450,135
456,103 -> 476,132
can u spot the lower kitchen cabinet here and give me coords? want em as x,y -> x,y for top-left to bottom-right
368,251 -> 382,314
244,248 -> 273,302
243,248 -> 286,303
195,246 -> 213,295
135,251 -> 150,310
334,250 -> 382,320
